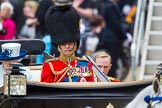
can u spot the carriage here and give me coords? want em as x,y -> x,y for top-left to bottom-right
0,39 -> 154,108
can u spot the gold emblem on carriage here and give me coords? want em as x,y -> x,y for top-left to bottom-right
106,103 -> 114,108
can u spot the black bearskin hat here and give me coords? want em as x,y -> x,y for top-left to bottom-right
45,5 -> 80,47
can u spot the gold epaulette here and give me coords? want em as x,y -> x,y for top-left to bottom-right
45,57 -> 59,62
108,76 -> 120,82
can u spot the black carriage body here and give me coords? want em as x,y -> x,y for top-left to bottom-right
0,80 -> 152,108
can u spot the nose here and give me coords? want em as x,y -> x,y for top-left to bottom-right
65,43 -> 70,48
100,67 -> 104,72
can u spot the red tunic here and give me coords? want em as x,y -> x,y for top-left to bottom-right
41,59 -> 95,83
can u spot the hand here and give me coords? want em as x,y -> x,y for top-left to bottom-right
26,18 -> 37,26
123,33 -> 132,47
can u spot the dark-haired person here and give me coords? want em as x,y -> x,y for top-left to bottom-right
99,0 -> 128,78
79,15 -> 105,56
40,3 -> 95,83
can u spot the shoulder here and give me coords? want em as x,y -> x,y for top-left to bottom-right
77,57 -> 88,61
5,18 -> 15,24
76,57 -> 93,67
104,1 -> 114,9
4,19 -> 15,27
77,57 -> 91,63
45,57 -> 59,63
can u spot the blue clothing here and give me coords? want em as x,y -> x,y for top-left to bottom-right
36,34 -> 52,64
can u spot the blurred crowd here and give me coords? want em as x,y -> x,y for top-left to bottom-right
0,0 -> 137,81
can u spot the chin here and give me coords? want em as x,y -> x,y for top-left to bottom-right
65,51 -> 74,56
67,54 -> 73,57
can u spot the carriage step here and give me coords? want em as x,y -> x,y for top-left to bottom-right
153,2 -> 162,6
149,31 -> 162,35
147,46 -> 162,50
145,60 -> 162,65
152,16 -> 162,21
143,75 -> 154,80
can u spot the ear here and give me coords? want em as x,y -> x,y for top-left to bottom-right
153,78 -> 160,95
109,64 -> 112,70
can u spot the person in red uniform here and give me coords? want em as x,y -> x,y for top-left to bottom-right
41,1 -> 95,83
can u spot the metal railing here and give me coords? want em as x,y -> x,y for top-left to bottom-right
131,0 -> 148,80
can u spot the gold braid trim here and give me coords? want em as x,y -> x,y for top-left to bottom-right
48,62 -> 69,82
49,62 -> 68,75
57,69 -> 69,83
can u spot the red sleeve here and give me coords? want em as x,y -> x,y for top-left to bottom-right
41,62 -> 54,83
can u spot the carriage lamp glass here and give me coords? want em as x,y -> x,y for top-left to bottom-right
4,63 -> 27,96
4,74 -> 27,96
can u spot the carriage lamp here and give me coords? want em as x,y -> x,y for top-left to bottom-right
156,64 -> 162,84
4,63 -> 27,96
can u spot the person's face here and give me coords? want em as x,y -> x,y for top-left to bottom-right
93,26 -> 102,34
2,60 -> 19,73
23,5 -> 35,18
92,22 -> 105,35
0,7 -> 11,19
95,57 -> 112,75
59,42 -> 76,57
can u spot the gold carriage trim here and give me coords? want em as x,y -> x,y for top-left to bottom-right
106,103 -> 114,108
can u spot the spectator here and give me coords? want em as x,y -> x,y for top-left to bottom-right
79,15 -> 105,56
99,0 -> 127,78
10,0 -> 26,36
35,0 -> 54,39
18,0 -> 39,39
0,2 -> 16,40
34,0 -> 54,64
72,0 -> 95,34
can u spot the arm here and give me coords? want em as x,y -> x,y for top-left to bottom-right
85,61 -> 95,82
74,7 -> 93,19
41,62 -> 54,83
3,19 -> 16,40
73,0 -> 93,19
